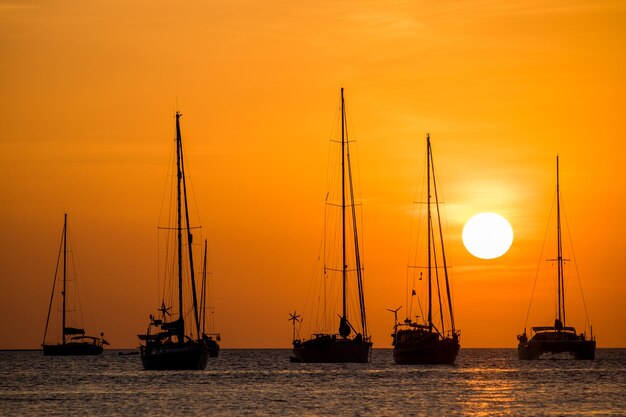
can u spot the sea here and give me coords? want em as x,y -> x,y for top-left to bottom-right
0,349 -> 624,416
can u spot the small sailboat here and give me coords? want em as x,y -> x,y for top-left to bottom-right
291,88 -> 372,363
200,239 -> 221,358
42,213 -> 107,356
390,134 -> 460,365
517,156 -> 596,360
138,112 -> 210,370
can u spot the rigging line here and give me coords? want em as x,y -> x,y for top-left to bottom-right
157,140 -> 177,237
325,202 -> 362,208
69,231 -> 85,332
43,220 -> 65,345
302,231 -> 325,336
200,239 -> 207,334
407,148 -> 427,321
408,265 -> 448,269
431,219 -> 445,334
345,104 -> 367,337
182,144 -> 204,230
326,97 -> 342,195
561,197 -> 593,328
181,147 -> 201,339
158,139 -> 177,313
70,226 -> 97,335
430,141 -> 455,332
523,190 -> 556,331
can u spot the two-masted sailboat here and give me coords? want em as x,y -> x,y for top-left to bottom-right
517,156 -> 596,360
390,134 -> 460,365
42,214 -> 107,356
291,88 -> 372,363
138,112 -> 210,370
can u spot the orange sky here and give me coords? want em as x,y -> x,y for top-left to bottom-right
1,0 -> 625,349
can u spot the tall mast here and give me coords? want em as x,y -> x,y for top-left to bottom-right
175,112 -> 184,342
341,88 -> 347,323
426,134 -> 432,330
556,155 -> 565,326
345,92 -> 367,336
430,140 -> 456,333
62,213 -> 67,344
179,126 -> 201,339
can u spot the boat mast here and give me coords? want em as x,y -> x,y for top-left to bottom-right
556,155 -> 565,327
426,134 -> 433,331
175,112 -> 185,342
62,213 -> 67,344
430,142 -> 456,333
179,121 -> 201,339
341,88 -> 347,326
345,93 -> 367,337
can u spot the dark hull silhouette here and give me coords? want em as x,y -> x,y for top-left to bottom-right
518,330 -> 595,360
140,341 -> 209,370
204,338 -> 220,358
393,329 -> 459,365
291,335 -> 372,363
43,342 -> 103,356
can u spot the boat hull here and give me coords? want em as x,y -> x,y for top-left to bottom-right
43,342 -> 103,356
393,330 -> 459,365
140,341 -> 209,370
291,335 -> 372,363
205,339 -> 220,358
518,339 -> 596,360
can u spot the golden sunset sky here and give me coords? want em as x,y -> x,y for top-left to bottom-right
1,0 -> 625,349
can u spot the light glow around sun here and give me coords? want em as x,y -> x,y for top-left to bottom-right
462,212 -> 514,259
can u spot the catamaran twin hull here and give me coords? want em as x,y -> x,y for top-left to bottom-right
518,331 -> 596,360
291,335 -> 372,363
140,342 -> 209,370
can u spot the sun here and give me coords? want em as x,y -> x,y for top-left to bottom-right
462,212 -> 513,259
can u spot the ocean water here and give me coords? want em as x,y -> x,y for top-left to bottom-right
0,349 -> 624,416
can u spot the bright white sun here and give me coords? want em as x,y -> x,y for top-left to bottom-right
462,212 -> 513,259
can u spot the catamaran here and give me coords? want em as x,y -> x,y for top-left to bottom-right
517,156 -> 596,360
42,213 -> 107,356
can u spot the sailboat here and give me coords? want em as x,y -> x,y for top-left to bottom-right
200,239 -> 221,358
291,88 -> 372,363
390,134 -> 460,365
42,213 -> 107,356
517,156 -> 596,360
138,112 -> 210,370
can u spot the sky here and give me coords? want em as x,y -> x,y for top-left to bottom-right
1,0 -> 625,349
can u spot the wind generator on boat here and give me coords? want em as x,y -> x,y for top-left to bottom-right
42,213 -> 108,356
290,88 -> 372,363
517,156 -> 596,360
138,112 -> 210,370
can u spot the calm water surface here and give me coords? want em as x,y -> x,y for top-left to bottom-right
0,349 -> 624,416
